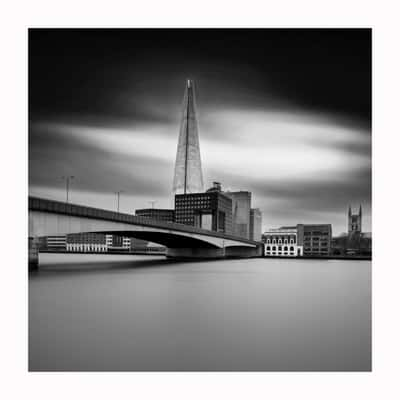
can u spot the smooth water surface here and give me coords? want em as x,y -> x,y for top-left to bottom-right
29,254 -> 371,371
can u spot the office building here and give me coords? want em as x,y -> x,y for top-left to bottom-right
175,183 -> 233,234
225,190 -> 252,239
46,235 -> 66,251
263,227 -> 303,257
173,79 -> 204,194
135,208 -> 175,223
66,233 -> 108,252
298,224 -> 332,256
106,234 -> 131,251
250,208 -> 262,241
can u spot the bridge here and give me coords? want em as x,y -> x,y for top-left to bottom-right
28,196 -> 263,268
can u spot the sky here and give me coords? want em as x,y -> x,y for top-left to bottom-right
29,29 -> 371,235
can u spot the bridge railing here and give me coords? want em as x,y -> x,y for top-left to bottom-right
29,196 -> 260,245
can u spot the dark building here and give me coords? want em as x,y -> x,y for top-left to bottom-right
250,208 -> 262,241
135,208 -> 175,223
298,224 -> 332,256
348,205 -> 362,233
175,183 -> 233,234
331,205 -> 372,256
225,190 -> 252,239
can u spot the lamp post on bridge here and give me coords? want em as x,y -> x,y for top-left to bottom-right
61,176 -> 74,203
115,190 -> 124,213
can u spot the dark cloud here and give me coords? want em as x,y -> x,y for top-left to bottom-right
29,123 -> 173,196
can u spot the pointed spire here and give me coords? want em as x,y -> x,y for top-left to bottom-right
173,79 -> 204,194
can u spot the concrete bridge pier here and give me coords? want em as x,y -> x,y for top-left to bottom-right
29,237 -> 39,270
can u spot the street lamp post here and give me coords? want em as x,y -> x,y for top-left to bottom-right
61,176 -> 74,203
115,191 -> 124,212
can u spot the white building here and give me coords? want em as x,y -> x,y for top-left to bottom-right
263,227 -> 303,257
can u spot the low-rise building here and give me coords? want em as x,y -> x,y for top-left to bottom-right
46,235 -> 66,251
66,233 -> 108,252
263,227 -> 303,257
298,224 -> 332,256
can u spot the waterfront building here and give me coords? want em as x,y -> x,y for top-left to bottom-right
106,234 -> 131,252
225,190 -> 252,239
331,205 -> 372,256
263,227 -> 303,257
173,79 -> 204,194
135,208 -> 175,223
250,208 -> 262,241
298,224 -> 332,256
348,205 -> 362,233
66,233 -> 108,252
175,182 -> 233,234
46,235 -> 66,251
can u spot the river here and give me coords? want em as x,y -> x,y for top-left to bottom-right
29,253 -> 371,371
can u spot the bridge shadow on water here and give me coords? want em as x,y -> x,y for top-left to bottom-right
29,255 -> 224,278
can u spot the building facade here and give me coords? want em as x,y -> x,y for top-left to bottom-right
331,205 -> 371,256
249,208 -> 262,241
225,190 -> 252,239
348,205 -> 362,233
298,224 -> 332,256
135,208 -> 175,223
175,187 -> 233,234
263,227 -> 303,257
105,234 -> 131,252
66,233 -> 108,252
46,235 -> 66,251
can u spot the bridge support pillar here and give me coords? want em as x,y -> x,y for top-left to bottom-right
29,237 -> 39,270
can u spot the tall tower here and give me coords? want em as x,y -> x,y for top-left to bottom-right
348,205 -> 362,233
173,79 -> 204,194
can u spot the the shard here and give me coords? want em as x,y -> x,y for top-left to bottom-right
173,79 -> 204,194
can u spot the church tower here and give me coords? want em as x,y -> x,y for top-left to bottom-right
172,79 -> 204,194
348,205 -> 362,233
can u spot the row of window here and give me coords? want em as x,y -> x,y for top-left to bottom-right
266,239 -> 296,244
266,246 -> 295,251
265,252 -> 296,256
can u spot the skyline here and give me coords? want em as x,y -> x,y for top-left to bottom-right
29,29 -> 371,235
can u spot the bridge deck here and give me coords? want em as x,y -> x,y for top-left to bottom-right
29,196 -> 260,246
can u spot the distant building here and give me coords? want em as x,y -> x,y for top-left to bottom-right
331,205 -> 371,256
106,234 -> 131,252
46,235 -> 66,251
66,233 -> 108,252
249,208 -> 262,241
175,183 -> 233,234
135,208 -> 175,223
298,224 -> 332,256
263,227 -> 303,257
348,205 -> 362,233
263,223 -> 331,257
225,190 -> 252,239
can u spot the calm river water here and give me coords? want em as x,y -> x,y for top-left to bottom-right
29,254 -> 371,371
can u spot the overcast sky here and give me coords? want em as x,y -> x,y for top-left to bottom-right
29,29 -> 371,234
